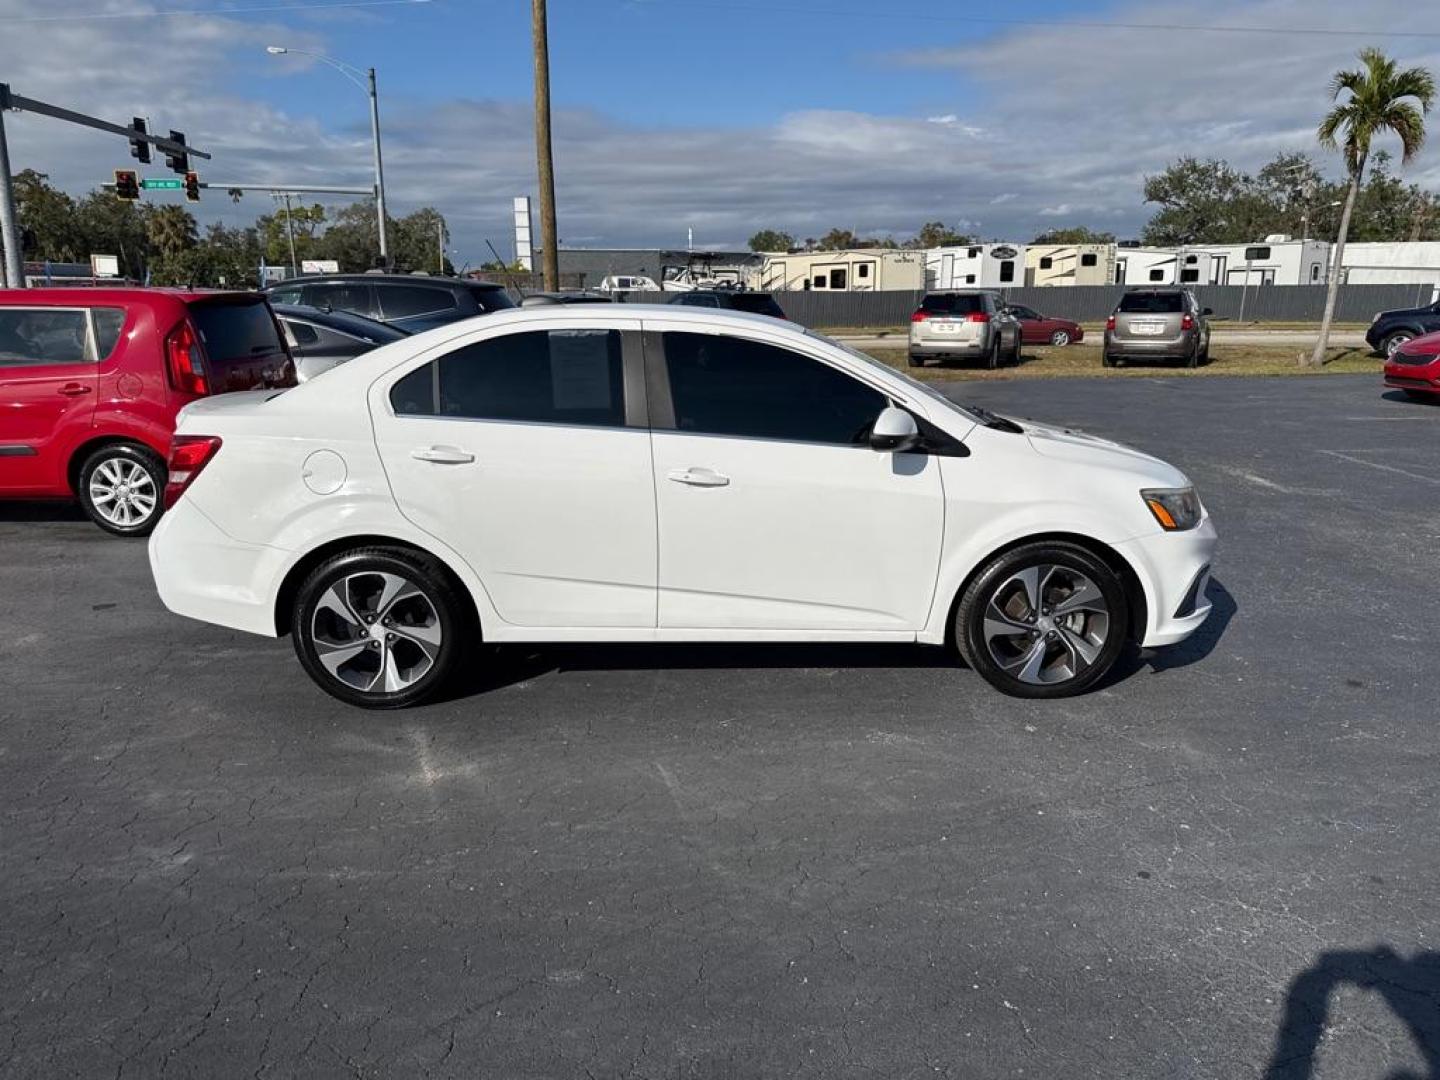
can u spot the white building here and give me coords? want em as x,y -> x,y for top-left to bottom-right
1339,242 -> 1440,288
925,244 -> 1027,290
761,249 -> 924,292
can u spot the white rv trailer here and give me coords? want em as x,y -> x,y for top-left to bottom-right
925,243 -> 1028,290
761,249 -> 924,292
1114,247 -> 1182,285
1024,244 -> 1116,287
1339,242 -> 1440,289
1183,238 -> 1329,287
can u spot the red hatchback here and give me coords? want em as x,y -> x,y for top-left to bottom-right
0,288 -> 294,535
1384,329 -> 1440,402
1006,303 -> 1085,347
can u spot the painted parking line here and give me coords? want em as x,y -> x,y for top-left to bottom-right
1318,449 -> 1440,485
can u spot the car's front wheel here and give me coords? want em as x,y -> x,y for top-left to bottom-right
955,542 -> 1130,698
1050,330 -> 1071,347
292,547 -> 469,709
77,443 -> 166,537
1383,331 -> 1414,357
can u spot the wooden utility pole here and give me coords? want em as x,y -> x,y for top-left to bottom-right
531,0 -> 559,291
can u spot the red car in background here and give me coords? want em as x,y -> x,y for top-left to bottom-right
0,288 -> 294,536
1384,329 -> 1440,402
1006,303 -> 1085,347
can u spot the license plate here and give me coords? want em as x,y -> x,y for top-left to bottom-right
1132,322 -> 1164,335
934,322 -> 958,333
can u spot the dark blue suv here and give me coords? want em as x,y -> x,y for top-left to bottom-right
265,274 -> 514,333
1366,299 -> 1440,357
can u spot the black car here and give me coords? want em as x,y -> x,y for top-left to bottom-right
271,304 -> 409,383
667,290 -> 788,320
264,274 -> 514,333
1365,299 -> 1440,356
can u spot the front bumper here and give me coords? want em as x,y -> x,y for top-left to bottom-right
148,498 -> 290,638
1384,357 -> 1440,394
1115,515 -> 1219,648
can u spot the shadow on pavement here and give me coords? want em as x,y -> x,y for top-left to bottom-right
1139,576 -> 1237,675
0,499 -> 86,523
1263,947 -> 1440,1079
1381,389 -> 1440,407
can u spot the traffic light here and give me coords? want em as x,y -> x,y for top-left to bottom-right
184,172 -> 200,203
128,117 -> 151,165
164,130 -> 188,174
114,169 -> 140,201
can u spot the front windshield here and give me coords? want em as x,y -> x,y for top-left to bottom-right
804,328 -> 983,422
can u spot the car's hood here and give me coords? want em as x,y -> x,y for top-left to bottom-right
1019,417 -> 1190,486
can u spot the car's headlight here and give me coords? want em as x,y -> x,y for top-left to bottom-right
1141,487 -> 1203,531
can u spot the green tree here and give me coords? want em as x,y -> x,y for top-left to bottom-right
144,205 -> 198,260
815,228 -> 859,250
1140,158 -> 1256,244
909,221 -> 976,248
73,190 -> 151,279
13,170 -> 83,262
391,207 -> 454,275
1311,47 -> 1435,366
748,229 -> 795,252
1030,226 -> 1116,245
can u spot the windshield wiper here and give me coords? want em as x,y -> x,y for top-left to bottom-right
964,404 -> 1024,434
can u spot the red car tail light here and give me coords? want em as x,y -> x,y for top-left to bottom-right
1106,315 -> 1116,331
1181,314 -> 1195,331
165,321 -> 209,396
164,435 -> 222,509
966,312 -> 991,323
910,309 -> 929,322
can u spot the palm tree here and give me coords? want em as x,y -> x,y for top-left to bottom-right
145,205 -> 198,260
1310,48 -> 1435,366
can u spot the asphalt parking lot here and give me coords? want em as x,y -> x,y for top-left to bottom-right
2,374 -> 1437,1079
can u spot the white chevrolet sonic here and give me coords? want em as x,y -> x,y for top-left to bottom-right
148,305 -> 1217,708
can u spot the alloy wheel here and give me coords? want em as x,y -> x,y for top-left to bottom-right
1386,334 -> 1413,356
982,564 -> 1111,686
1050,330 -> 1071,347
309,571 -> 444,694
88,457 -> 158,528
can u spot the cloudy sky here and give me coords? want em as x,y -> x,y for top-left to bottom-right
3,0 -> 1439,266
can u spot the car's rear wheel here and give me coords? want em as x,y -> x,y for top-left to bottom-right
907,351 -> 924,368
1185,344 -> 1200,368
1050,330 -> 1071,347
1103,353 -> 1118,368
1383,332 -> 1414,357
955,542 -> 1130,699
292,547 -> 469,709
1009,333 -> 1023,365
77,443 -> 166,537
986,337 -> 1000,370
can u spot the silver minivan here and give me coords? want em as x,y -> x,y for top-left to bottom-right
909,291 -> 1022,369
1103,289 -> 1212,368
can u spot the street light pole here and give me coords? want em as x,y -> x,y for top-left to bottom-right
0,103 -> 22,289
267,46 -> 388,269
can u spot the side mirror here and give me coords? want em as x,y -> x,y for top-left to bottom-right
870,406 -> 919,452
1202,307 -> 1214,316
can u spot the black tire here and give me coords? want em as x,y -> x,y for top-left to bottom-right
1382,331 -> 1414,357
1102,353 -> 1118,368
1009,333 -> 1023,365
986,336 -> 1000,370
955,541 -> 1130,699
1185,344 -> 1200,369
292,546 -> 471,709
907,351 -> 924,368
76,442 -> 166,537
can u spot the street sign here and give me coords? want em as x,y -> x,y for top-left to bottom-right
142,178 -> 182,190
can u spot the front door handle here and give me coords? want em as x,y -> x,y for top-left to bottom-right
667,466 -> 730,488
57,383 -> 93,397
410,445 -> 475,465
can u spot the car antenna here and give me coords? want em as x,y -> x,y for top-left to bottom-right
485,239 -> 527,299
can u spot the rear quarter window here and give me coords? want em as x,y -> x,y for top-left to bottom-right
469,286 -> 516,313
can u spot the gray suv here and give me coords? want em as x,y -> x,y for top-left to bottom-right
1104,288 -> 1211,368
908,290 -> 1022,368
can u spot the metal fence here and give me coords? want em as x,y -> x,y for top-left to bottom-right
613,282 -> 1435,327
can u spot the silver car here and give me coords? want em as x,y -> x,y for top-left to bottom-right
909,291 -> 1022,369
1103,289 -> 1211,368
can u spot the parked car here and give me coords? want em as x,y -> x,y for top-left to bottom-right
264,274 -> 514,333
1103,289 -> 1211,368
1006,304 -> 1085,347
0,288 -> 294,536
1365,299 -> 1440,357
1383,328 -> 1440,401
149,305 -> 1217,708
519,292 -> 614,307
908,291 -> 1022,368
273,304 -> 409,382
667,290 -> 788,319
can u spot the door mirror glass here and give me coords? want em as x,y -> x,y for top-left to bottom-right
869,406 -> 919,452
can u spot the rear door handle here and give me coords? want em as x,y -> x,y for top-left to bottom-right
410,445 -> 475,465
58,383 -> 93,397
667,466 -> 730,488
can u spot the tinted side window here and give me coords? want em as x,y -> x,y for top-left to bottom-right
269,286 -> 303,305
93,307 -> 127,360
379,285 -> 457,320
469,286 -> 516,313
285,320 -> 321,346
0,309 -> 93,366
304,283 -> 377,319
662,332 -> 885,445
391,329 -> 624,427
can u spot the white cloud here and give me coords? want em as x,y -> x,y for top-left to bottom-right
3,0 -> 1438,261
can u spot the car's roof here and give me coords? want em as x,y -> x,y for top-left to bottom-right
271,302 -> 410,337
0,287 -> 262,306
266,274 -> 503,290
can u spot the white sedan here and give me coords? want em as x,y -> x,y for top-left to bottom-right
148,305 -> 1217,708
